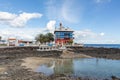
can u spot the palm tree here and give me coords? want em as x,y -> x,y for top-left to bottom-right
35,33 -> 54,44
35,34 -> 44,43
46,33 -> 54,42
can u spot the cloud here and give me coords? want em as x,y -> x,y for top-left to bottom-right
95,0 -> 111,3
10,12 -> 42,27
0,23 -> 119,44
45,0 -> 82,23
100,32 -> 105,36
74,29 -> 98,39
74,30 -> 120,44
0,20 -> 56,40
0,11 -> 42,27
74,29 -> 105,43
46,20 -> 56,33
0,28 -> 47,40
0,12 -> 16,20
61,0 -> 82,23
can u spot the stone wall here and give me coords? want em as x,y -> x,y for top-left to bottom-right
0,46 -> 62,59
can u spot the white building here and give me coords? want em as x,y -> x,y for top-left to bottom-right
7,38 -> 18,46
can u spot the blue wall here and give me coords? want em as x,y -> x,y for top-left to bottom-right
55,32 -> 73,39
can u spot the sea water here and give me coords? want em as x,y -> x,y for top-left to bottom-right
84,44 -> 120,48
35,58 -> 120,79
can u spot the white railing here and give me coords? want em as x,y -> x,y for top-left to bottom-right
37,45 -> 66,51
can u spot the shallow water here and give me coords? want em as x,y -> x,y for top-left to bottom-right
22,58 -> 120,79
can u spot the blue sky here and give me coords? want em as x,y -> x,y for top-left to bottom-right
0,0 -> 120,44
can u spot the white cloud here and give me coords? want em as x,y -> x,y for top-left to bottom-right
100,32 -> 105,36
0,12 -> 16,20
95,0 -> 111,3
46,20 -> 56,33
74,29 -> 97,39
10,12 -> 42,27
45,0 -> 82,23
0,24 -> 119,44
61,0 -> 82,23
74,29 -> 105,43
0,20 -> 56,40
0,11 -> 42,27
74,30 -> 120,44
0,28 -> 46,40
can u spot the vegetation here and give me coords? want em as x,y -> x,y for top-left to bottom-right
35,33 -> 54,43
0,36 -> 1,41
67,39 -> 73,45
0,44 -> 7,46
0,36 -> 7,46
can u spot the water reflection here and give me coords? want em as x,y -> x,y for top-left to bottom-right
35,59 -> 74,75
54,59 -> 73,74
22,57 -> 120,79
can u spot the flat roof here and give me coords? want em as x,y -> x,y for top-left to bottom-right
54,28 -> 74,32
54,23 -> 74,33
8,38 -> 16,40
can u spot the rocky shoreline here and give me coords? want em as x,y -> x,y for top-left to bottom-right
68,47 -> 120,60
0,46 -> 120,80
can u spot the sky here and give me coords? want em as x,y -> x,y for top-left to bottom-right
0,0 -> 120,44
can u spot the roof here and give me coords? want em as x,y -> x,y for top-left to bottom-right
54,23 -> 74,32
8,37 -> 16,40
54,27 -> 74,32
8,38 -> 16,40
18,40 -> 33,42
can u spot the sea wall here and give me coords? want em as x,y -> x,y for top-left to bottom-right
0,46 -> 62,59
